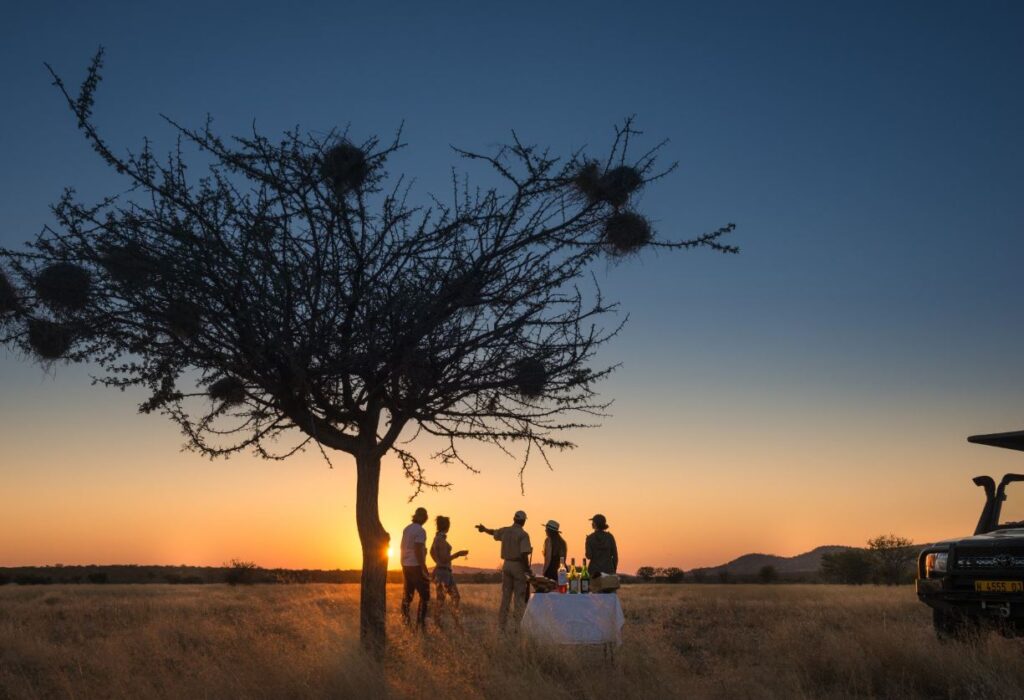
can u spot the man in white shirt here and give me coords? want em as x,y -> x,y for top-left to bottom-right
400,506 -> 430,629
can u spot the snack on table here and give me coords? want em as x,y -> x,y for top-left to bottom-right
527,575 -> 558,592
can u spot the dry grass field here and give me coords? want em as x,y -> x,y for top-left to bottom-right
2,583 -> 1024,699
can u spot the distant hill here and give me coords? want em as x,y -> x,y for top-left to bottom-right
692,545 -> 854,577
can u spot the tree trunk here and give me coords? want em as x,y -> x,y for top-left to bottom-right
355,450 -> 390,656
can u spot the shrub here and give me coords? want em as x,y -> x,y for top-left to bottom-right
14,573 -> 53,585
87,572 -> 109,584
820,549 -> 874,584
758,565 -> 778,583
867,534 -> 916,585
225,559 -> 259,586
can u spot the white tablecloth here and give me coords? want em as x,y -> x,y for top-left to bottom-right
521,593 -> 624,645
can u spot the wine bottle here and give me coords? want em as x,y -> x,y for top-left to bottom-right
557,556 -> 568,594
581,558 -> 590,594
569,557 -> 579,594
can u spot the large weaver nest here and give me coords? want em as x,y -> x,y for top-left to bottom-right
572,162 -> 644,208
0,269 -> 20,314
164,300 -> 202,341
513,357 -> 548,398
208,376 -> 246,406
99,242 -> 162,290
603,211 -> 652,256
27,317 -> 73,360
33,262 -> 92,312
320,143 -> 370,195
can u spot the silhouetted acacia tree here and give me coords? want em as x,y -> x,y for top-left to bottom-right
635,566 -> 656,581
663,566 -> 685,583
0,51 -> 737,653
866,534 -> 915,585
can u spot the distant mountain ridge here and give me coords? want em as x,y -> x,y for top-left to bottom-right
692,545 -> 854,576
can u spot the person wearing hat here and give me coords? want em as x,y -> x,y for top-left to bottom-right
541,519 -> 567,585
476,510 -> 532,630
400,506 -> 431,629
585,513 -> 618,581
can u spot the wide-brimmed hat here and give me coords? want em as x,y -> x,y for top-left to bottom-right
544,519 -> 561,533
590,513 -> 608,529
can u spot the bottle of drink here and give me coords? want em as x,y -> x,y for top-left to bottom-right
557,556 -> 568,594
581,558 -> 590,594
569,557 -> 579,594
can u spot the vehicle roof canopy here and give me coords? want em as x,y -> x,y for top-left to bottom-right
968,431 -> 1024,452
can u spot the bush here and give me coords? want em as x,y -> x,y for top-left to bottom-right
636,566 -> 656,582
0,572 -> 9,585
225,559 -> 259,586
867,534 -> 916,585
14,573 -> 53,585
758,565 -> 778,583
820,549 -> 874,584
87,572 -> 109,584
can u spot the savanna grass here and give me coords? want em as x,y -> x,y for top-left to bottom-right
2,584 -> 1023,699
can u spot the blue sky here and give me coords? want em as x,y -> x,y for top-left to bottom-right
2,2 -> 1023,568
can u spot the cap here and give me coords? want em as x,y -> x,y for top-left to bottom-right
590,513 -> 608,529
514,510 -> 527,521
544,519 -> 561,533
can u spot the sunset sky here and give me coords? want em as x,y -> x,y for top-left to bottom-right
2,2 -> 1023,574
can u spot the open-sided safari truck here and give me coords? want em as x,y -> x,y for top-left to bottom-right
917,430 -> 1024,638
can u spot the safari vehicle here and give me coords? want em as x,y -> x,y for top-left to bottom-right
917,430 -> 1024,638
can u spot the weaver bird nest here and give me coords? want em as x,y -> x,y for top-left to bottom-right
27,317 -> 73,360
208,376 -> 246,406
572,162 -> 644,208
0,269 -> 20,314
99,242 -> 162,290
164,300 -> 202,341
33,262 -> 92,312
513,357 -> 548,398
320,143 -> 370,195
603,211 -> 652,256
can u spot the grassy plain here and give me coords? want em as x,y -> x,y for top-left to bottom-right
2,583 -> 1024,699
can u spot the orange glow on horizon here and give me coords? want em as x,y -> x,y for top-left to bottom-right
3,366 -> 1022,574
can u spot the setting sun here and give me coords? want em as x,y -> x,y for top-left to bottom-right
387,547 -> 393,561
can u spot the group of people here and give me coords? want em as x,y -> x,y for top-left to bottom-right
399,507 -> 618,631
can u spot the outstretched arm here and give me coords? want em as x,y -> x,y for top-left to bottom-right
476,524 -> 495,536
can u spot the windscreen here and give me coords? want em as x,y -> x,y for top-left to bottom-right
998,482 -> 1024,529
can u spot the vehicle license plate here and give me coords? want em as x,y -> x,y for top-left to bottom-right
975,580 -> 1024,593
